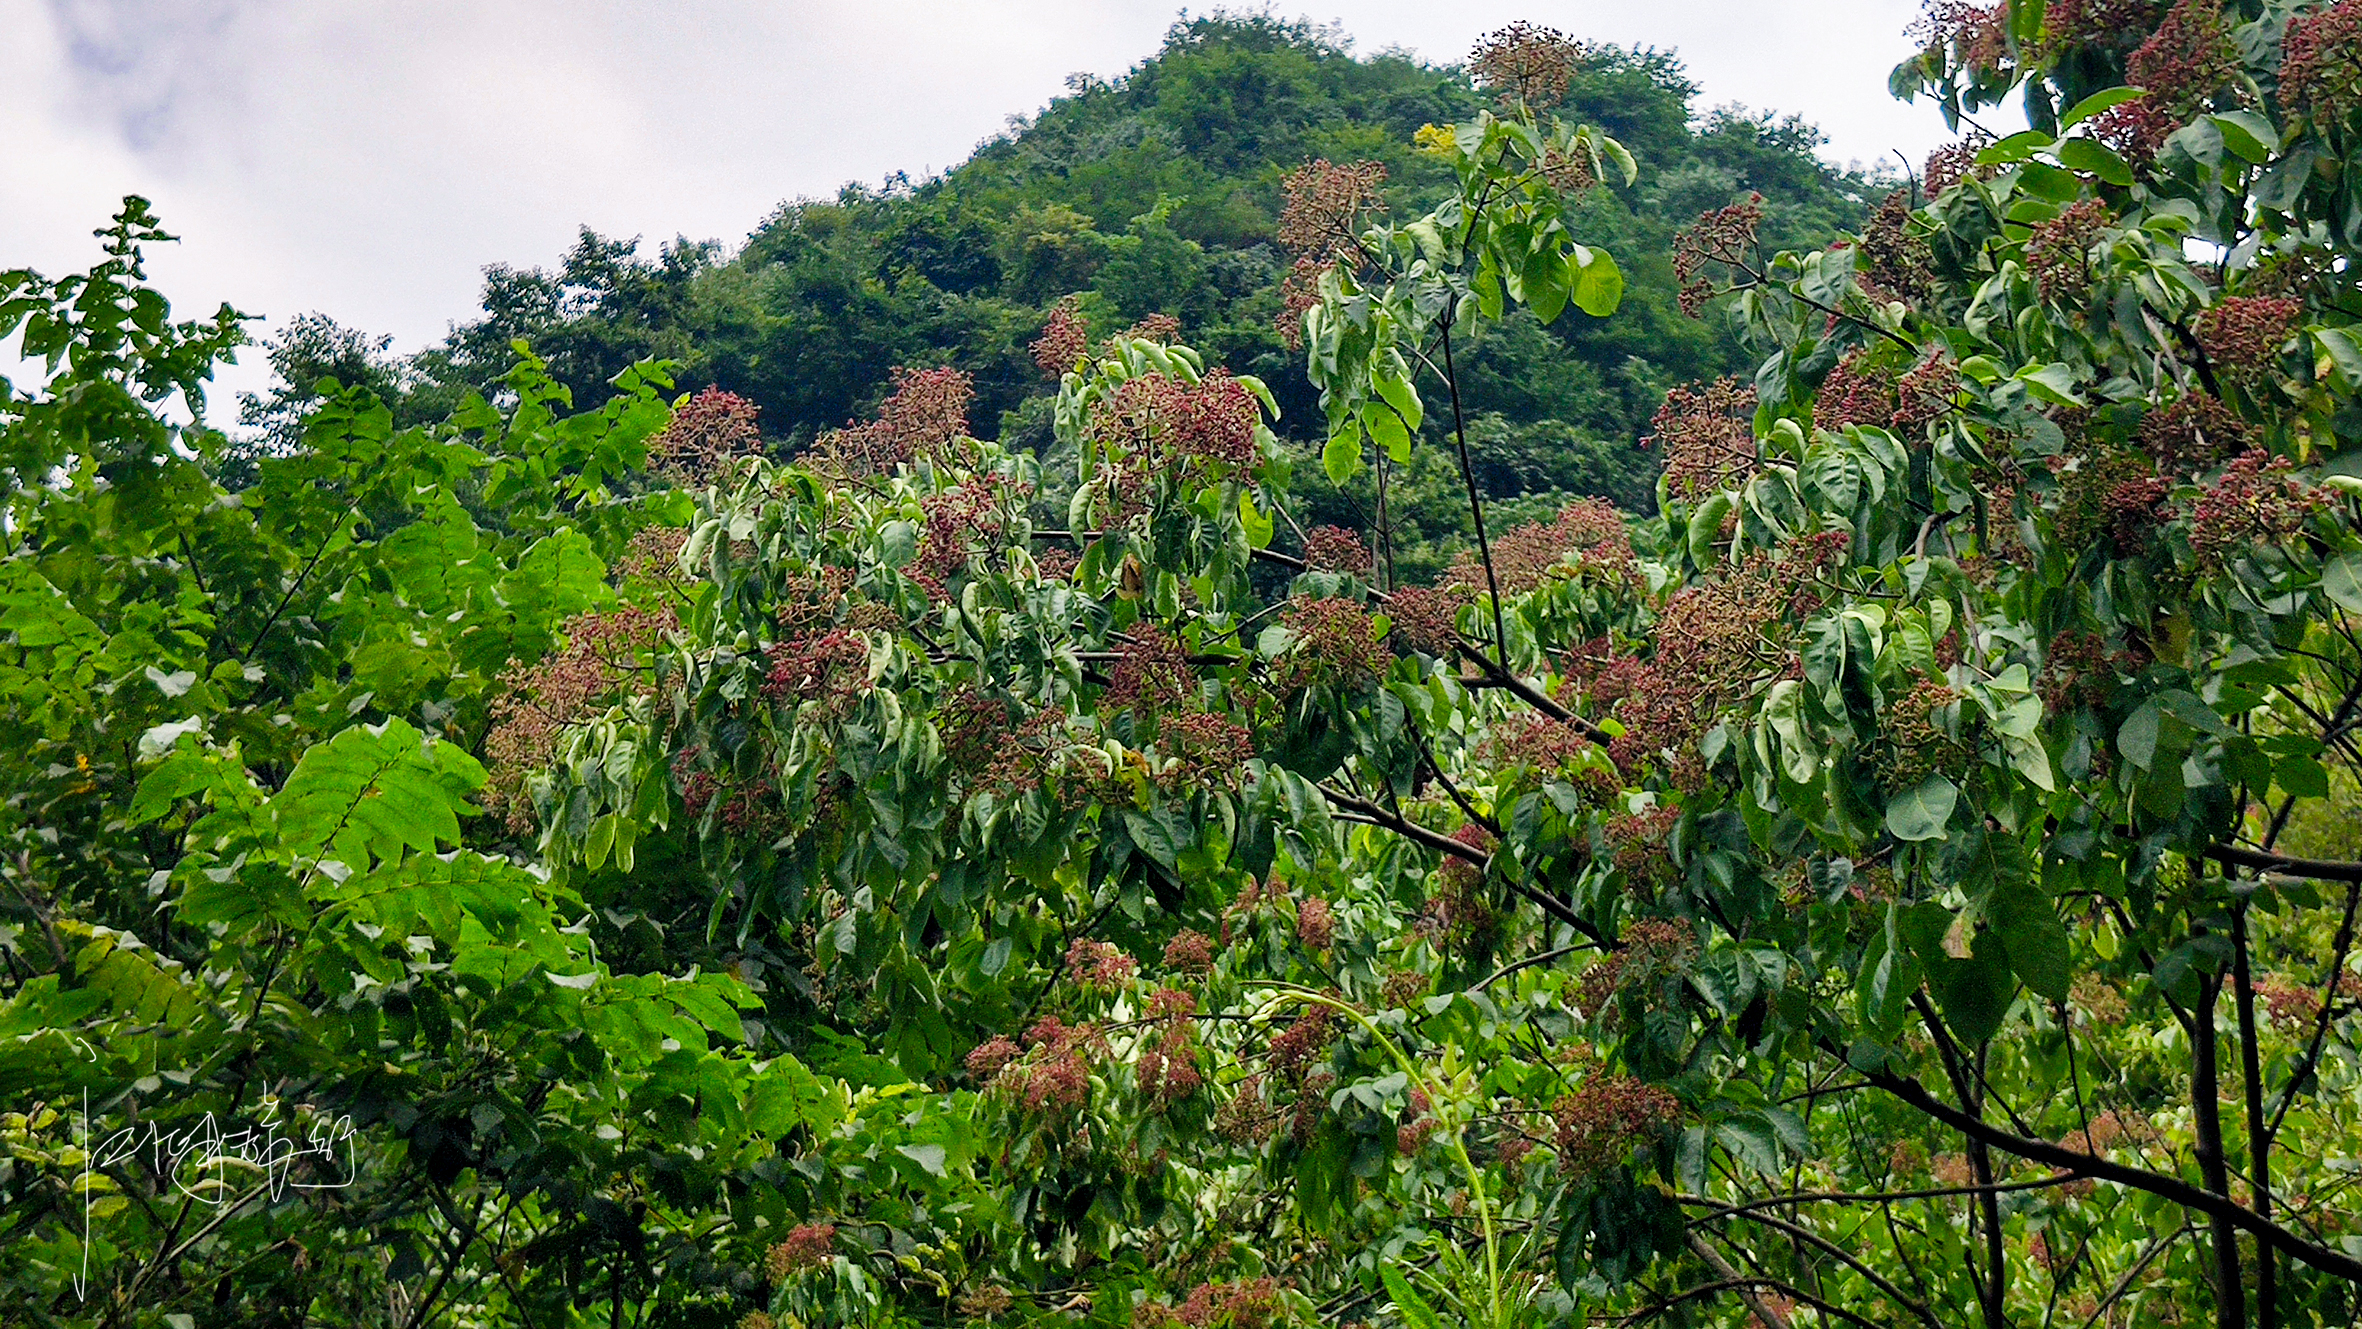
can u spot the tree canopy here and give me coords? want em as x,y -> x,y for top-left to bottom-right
13,8 -> 2362,1329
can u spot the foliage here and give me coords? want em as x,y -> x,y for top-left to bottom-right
19,8 -> 2362,1329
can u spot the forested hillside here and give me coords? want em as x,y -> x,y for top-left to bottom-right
244,14 -> 1879,555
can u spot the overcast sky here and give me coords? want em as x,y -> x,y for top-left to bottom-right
3,0 -> 1970,410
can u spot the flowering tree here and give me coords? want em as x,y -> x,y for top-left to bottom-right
20,12 -> 2362,1329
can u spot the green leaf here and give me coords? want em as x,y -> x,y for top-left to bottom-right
1380,1265 -> 1443,1329
1934,949 -> 2016,1045
896,1143 -> 948,1176
275,719 -> 480,870
2056,137 -> 2134,185
2062,86 -> 2146,128
1372,368 -> 1422,432
1321,424 -> 1363,485
1885,774 -> 1958,842
1978,129 -> 2056,164
1362,400 -> 1412,464
1570,246 -> 1625,317
1990,883 -> 2072,1000
2322,552 -> 2362,614
1686,491 -> 1736,567
1858,903 -> 1922,1038
1239,491 -> 1275,549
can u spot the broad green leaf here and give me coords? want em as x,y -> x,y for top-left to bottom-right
1885,774 -> 1957,842
2323,551 -> 2362,613
1570,247 -> 1624,317
1322,424 -> 1363,485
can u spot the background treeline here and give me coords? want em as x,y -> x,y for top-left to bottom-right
241,14 -> 1883,570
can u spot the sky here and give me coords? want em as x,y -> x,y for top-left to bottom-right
2,0 -> 1972,413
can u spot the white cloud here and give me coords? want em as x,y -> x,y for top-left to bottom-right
3,0 -> 1974,412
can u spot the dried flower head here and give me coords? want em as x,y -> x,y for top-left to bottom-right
1553,1076 -> 1682,1180
810,365 -> 974,475
1163,928 -> 1216,975
1910,0 -> 2011,70
2025,200 -> 2112,303
650,388 -> 764,484
1673,195 -> 1764,316
765,1223 -> 836,1280
1470,22 -> 1584,108
2127,0 -> 2239,114
1383,583 -> 1469,656
1295,896 -> 1336,951
1303,524 -> 1372,575
1270,596 -> 1390,694
1277,159 -> 1387,260
2284,0 -> 2362,121
1647,378 -> 1760,497
1031,297 -> 1089,377
1922,135 -> 1997,197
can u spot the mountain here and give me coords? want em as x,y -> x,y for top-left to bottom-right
242,13 -> 1886,565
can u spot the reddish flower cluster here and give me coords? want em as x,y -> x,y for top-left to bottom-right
966,1034 -> 1022,1080
2041,629 -> 2148,712
650,387 -> 764,484
1922,138 -> 1994,197
958,1286 -> 1016,1320
1573,917 -> 1696,1018
1646,378 -> 1760,498
1859,190 -> 1935,304
1104,624 -> 1198,719
1295,896 -> 1336,950
1091,371 -> 1261,474
1910,0 -> 2010,70
2103,473 -> 2174,552
1382,583 -> 1468,656
762,628 -> 870,724
1155,710 -> 1255,793
2127,0 -> 2239,113
2283,0 -> 2362,121
1397,1088 -> 1440,1155
1135,1025 -> 1203,1104
2193,296 -> 2302,384
1276,257 -> 1332,350
1264,1005 -> 1336,1079
811,365 -> 974,475
772,565 -> 856,636
1419,825 -> 1498,949
2051,448 -> 2162,551
765,1223 -> 836,1280
1137,1278 -> 1289,1329
1451,497 -> 1637,599
2188,448 -> 2327,570
2043,0 -> 2160,53
1469,21 -> 1583,107
1553,1075 -> 1682,1180
1123,313 -> 1183,344
2026,200 -> 2113,303
910,477 -> 1007,599
1277,159 -> 1386,261
1673,195 -> 1764,316
1481,712 -> 1601,788
1540,143 -> 1597,194
1302,524 -> 1372,575
2258,970 -> 2360,1025
1380,969 -> 1429,1008
1163,928 -> 1216,975
1031,296 -> 1089,377
1271,596 -> 1390,694
979,1016 -> 1105,1118
2090,95 -> 2183,164
1814,350 -> 1899,433
485,605 -> 676,831
1894,354 -> 1962,434
616,524 -> 690,587
1067,937 -> 1139,991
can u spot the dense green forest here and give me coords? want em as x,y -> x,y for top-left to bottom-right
19,7 -> 2362,1329
240,15 -> 1879,570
